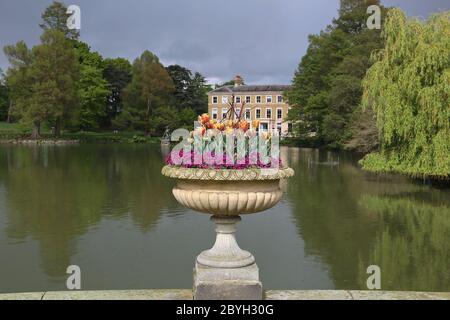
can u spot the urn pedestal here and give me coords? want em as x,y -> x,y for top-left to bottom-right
162,166 -> 294,300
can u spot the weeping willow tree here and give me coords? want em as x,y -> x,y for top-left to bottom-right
360,9 -> 450,179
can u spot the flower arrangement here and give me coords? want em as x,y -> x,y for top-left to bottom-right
166,97 -> 282,170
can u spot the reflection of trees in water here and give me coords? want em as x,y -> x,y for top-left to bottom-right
285,147 -> 378,289
358,194 -> 450,292
284,147 -> 450,290
0,145 -> 176,278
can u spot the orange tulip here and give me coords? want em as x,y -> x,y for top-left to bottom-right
252,120 -> 260,129
200,113 -> 210,124
239,120 -> 250,132
194,126 -> 206,136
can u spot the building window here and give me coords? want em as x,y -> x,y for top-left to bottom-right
222,96 -> 229,104
266,96 -> 272,103
277,123 -> 282,135
246,96 -> 251,103
260,122 -> 269,132
235,96 -> 241,103
277,95 -> 283,103
212,108 -> 218,120
222,108 -> 228,119
235,108 -> 241,118
245,108 -> 251,119
213,96 -> 218,104
266,108 -> 272,119
256,108 -> 261,119
277,108 -> 283,119
256,96 -> 261,103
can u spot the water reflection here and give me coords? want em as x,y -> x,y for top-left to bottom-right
0,145 -> 448,292
358,194 -> 450,291
283,147 -> 450,291
0,144 -> 178,279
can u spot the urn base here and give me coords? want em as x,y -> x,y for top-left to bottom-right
196,216 -> 255,268
193,262 -> 262,300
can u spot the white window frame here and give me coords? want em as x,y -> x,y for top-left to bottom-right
235,96 -> 241,104
277,95 -> 283,103
245,108 -> 251,120
259,122 -> 269,132
266,108 -> 272,119
222,108 -> 228,119
256,96 -> 261,104
255,108 -> 261,119
222,96 -> 228,104
245,96 -> 251,103
212,96 -> 218,104
266,95 -> 272,103
212,108 -> 218,120
277,108 -> 283,119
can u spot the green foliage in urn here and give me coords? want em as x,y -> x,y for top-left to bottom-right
360,9 -> 450,179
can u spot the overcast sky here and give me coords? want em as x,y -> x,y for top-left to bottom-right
0,0 -> 448,84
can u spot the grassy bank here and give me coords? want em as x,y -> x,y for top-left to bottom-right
0,122 -> 160,144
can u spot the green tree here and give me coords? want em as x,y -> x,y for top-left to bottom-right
166,65 -> 208,114
0,69 -> 9,121
103,58 -> 132,128
360,9 -> 450,179
117,51 -> 174,135
4,30 -> 78,138
186,72 -> 209,114
166,64 -> 192,108
77,65 -> 111,130
73,42 -> 111,131
40,1 -> 79,40
287,0 -> 385,149
3,41 -> 33,126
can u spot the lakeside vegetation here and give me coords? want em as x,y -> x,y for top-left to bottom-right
0,0 -> 448,180
360,9 -> 450,180
286,0 -> 387,152
286,0 -> 449,180
0,122 -> 158,143
0,1 -> 209,141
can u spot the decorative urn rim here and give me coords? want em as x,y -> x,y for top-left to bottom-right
161,165 -> 295,181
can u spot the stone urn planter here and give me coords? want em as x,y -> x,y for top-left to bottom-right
162,165 -> 294,300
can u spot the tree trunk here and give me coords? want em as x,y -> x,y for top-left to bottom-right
31,121 -> 41,140
144,98 -> 151,136
6,100 -> 13,123
55,117 -> 62,137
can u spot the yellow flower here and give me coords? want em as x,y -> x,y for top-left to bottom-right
225,127 -> 234,135
252,120 -> 260,129
261,131 -> 271,140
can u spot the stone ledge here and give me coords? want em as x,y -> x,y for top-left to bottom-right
264,290 -> 450,300
0,289 -> 449,300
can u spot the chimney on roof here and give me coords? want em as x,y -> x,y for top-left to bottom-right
234,75 -> 243,87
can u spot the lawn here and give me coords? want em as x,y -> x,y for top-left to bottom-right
0,122 -> 159,143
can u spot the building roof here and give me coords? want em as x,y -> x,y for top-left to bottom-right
209,84 -> 291,94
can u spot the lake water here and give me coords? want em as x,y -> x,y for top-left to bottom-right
0,144 -> 448,294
